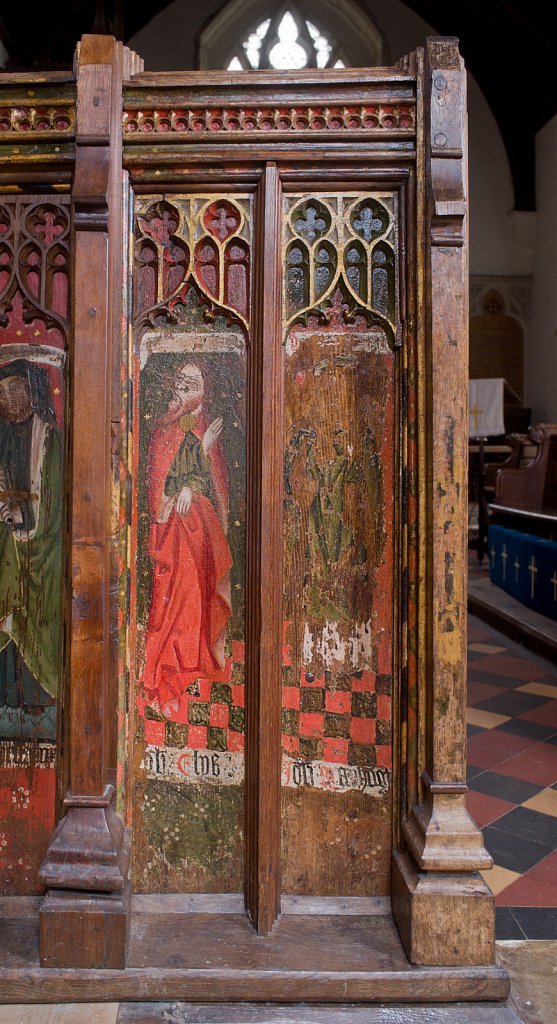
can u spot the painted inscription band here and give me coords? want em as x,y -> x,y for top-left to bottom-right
0,740 -> 56,769
142,743 -> 390,796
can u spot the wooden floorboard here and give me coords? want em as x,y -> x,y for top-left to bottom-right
115,1003 -> 523,1024
0,1006 -> 119,1024
0,905 -> 510,1004
129,912 -> 405,971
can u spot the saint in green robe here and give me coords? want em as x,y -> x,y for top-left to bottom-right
0,417 -> 63,703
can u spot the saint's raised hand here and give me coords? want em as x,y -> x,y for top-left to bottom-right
202,416 -> 224,453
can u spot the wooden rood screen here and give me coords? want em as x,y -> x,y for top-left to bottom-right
0,34 -> 508,1004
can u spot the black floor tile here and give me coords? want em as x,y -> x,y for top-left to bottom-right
495,906 -> 526,940
545,734 -> 557,746
467,724 -> 483,738
466,669 -> 526,690
488,805 -> 557,848
474,691 -> 550,716
467,770 -> 542,804
466,764 -> 485,782
482,826 -> 552,873
534,676 -> 557,690
510,907 -> 557,939
493,718 -> 557,742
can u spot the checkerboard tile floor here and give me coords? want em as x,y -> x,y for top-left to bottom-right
467,614 -> 557,939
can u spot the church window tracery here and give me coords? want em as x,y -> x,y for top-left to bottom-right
226,9 -> 345,71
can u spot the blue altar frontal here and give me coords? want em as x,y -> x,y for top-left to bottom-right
488,525 -> 557,621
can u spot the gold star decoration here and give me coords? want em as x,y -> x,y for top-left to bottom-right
234,519 -> 241,527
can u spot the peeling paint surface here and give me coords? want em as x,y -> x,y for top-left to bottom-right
128,194 -> 251,893
281,192 -> 397,895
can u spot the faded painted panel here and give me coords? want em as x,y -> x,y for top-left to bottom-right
129,195 -> 250,892
281,192 -> 397,896
0,197 -> 68,893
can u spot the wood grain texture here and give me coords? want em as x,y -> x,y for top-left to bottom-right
0,1005 -> 118,1024
401,38 -> 492,870
392,850 -> 495,967
0,901 -> 510,1003
244,164 -> 283,933
282,789 -> 391,896
393,38 -> 497,970
115,1003 -> 523,1024
38,35 -> 135,970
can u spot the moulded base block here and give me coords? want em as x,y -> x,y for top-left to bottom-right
39,881 -> 131,969
392,850 -> 496,967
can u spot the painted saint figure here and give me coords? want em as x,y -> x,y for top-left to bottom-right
0,360 -> 63,725
142,362 -> 232,717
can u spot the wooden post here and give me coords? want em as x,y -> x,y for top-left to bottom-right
245,163 -> 283,934
38,36 -> 141,970
392,37 -> 496,967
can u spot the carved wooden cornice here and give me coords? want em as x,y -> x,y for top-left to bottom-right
123,103 -> 415,138
0,102 -> 75,139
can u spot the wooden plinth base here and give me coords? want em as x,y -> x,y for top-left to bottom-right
392,851 -> 496,966
0,895 -> 509,1004
39,881 -> 131,969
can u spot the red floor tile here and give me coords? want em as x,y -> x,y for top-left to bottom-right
495,873 -> 557,907
466,790 -> 516,828
516,741 -> 557,766
468,626 -> 496,642
519,700 -> 557,729
467,654 -> 549,681
466,730 -> 534,769
494,750 -> 557,787
519,848 -> 557,886
467,681 -> 508,706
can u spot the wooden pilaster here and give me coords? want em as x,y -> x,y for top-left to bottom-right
392,37 -> 496,967
245,163 -> 283,934
38,36 -> 142,970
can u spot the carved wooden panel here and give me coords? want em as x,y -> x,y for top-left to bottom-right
280,191 -> 398,895
128,193 -> 251,892
0,196 -> 68,893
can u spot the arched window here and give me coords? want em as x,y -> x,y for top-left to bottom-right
227,11 -> 344,71
198,0 -> 385,71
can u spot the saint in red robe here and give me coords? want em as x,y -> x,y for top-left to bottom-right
141,397 -> 232,716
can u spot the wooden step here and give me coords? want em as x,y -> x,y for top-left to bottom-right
0,896 -> 510,1004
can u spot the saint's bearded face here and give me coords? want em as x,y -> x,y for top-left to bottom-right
168,365 -> 204,417
0,374 -> 33,423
